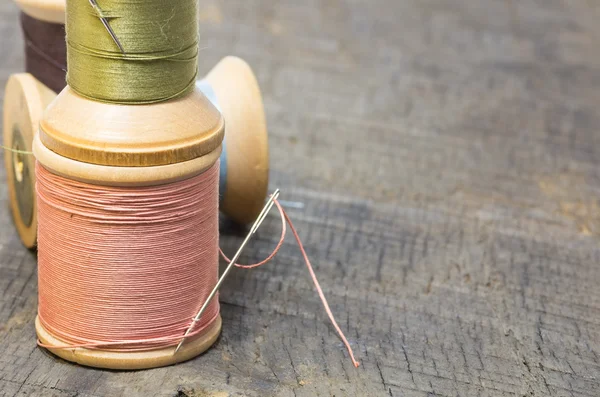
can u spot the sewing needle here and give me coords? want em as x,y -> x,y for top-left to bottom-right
89,0 -> 126,54
174,189 -> 281,354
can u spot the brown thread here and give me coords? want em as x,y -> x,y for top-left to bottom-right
21,12 -> 67,93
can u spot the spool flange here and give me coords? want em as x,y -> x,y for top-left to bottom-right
206,56 -> 270,224
3,74 -> 55,248
35,316 -> 222,370
14,0 -> 65,24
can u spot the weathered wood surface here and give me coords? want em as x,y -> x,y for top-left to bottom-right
2,0 -> 600,396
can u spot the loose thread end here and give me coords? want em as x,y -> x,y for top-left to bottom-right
1,144 -> 33,156
278,200 -> 361,369
221,195 -> 361,369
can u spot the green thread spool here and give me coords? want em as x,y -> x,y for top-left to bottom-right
66,0 -> 198,104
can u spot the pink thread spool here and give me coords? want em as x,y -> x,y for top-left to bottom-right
33,83 -> 225,369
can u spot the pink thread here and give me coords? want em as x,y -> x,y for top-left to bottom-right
220,199 -> 360,368
36,161 -> 359,367
36,162 -> 221,351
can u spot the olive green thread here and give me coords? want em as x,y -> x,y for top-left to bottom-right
66,0 -> 199,104
1,146 -> 33,155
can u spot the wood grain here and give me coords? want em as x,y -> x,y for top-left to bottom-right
39,86 -> 224,168
2,0 -> 600,395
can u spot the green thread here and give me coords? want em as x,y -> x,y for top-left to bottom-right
1,145 -> 33,155
66,0 -> 199,104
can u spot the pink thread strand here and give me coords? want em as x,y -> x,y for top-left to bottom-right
220,198 -> 360,368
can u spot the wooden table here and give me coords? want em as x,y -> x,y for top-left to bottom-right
2,1 -> 600,396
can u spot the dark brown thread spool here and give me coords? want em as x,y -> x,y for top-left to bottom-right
21,12 -> 66,93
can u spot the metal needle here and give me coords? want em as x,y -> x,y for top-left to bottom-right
174,189 -> 281,354
89,0 -> 126,54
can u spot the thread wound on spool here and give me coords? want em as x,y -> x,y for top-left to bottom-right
66,0 -> 199,104
36,162 -> 220,351
21,12 -> 67,93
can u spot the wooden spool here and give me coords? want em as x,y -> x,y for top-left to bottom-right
33,85 -> 225,370
4,56 -> 268,247
206,56 -> 269,225
3,74 -> 54,248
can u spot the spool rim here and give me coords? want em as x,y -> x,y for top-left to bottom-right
206,56 -> 270,224
3,74 -> 48,248
14,0 -> 65,24
33,133 -> 223,187
39,86 -> 224,168
36,315 -> 222,370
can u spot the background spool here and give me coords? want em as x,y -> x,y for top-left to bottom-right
205,57 -> 269,225
3,74 -> 54,248
21,12 -> 66,93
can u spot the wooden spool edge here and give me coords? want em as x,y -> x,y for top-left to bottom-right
33,134 -> 222,186
14,0 -> 65,24
36,315 -> 222,370
206,56 -> 269,224
39,87 -> 224,168
3,73 -> 56,248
